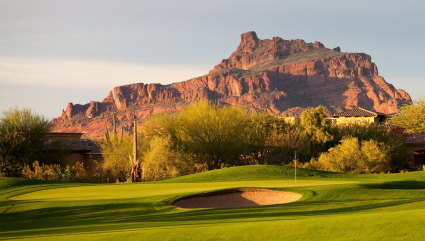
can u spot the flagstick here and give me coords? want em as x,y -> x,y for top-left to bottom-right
295,151 -> 297,184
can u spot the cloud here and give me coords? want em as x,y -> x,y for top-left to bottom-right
0,57 -> 210,90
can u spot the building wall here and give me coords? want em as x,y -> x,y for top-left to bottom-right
335,116 -> 376,125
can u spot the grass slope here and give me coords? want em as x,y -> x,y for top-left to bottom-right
161,165 -> 341,183
1,165 -> 425,240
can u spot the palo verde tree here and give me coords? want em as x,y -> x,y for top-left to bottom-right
0,107 -> 50,177
389,98 -> 425,133
175,100 -> 252,169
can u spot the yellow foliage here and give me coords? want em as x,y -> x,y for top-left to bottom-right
314,137 -> 391,173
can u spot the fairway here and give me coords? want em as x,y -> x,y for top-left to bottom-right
1,165 -> 425,240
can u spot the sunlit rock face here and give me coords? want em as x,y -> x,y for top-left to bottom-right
51,31 -> 411,138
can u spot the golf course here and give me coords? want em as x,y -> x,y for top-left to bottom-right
1,165 -> 425,240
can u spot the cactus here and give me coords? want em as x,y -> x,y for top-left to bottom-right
120,126 -> 124,141
130,120 -> 139,182
133,120 -> 138,166
113,113 -> 117,138
104,127 -> 110,145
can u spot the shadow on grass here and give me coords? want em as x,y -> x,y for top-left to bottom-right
362,181 -> 425,190
2,195 -> 425,239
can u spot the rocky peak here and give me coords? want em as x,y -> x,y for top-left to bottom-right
236,31 -> 260,53
51,32 -> 412,138
210,31 -> 330,73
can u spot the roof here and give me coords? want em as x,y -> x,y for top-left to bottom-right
403,133 -> 425,145
332,107 -> 385,117
381,123 -> 405,131
281,107 -> 332,118
43,139 -> 101,153
43,132 -> 84,141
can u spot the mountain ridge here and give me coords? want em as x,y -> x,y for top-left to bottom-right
51,31 -> 411,137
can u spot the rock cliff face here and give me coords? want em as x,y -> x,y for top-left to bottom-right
51,31 -> 411,137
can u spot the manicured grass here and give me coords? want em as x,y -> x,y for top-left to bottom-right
1,165 -> 425,240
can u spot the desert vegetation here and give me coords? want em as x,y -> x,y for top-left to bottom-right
0,101 -> 412,182
0,107 -> 50,176
98,101 -> 407,181
389,97 -> 425,133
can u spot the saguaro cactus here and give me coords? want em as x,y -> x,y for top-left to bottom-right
113,113 -> 117,138
104,127 -> 110,145
130,120 -> 139,182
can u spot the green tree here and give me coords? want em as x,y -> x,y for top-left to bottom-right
175,100 -> 252,169
0,107 -> 50,176
299,106 -> 333,160
389,98 -> 425,133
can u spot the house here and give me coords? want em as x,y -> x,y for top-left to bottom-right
281,107 -> 425,166
42,132 -> 102,169
330,107 -> 387,125
403,133 -> 425,166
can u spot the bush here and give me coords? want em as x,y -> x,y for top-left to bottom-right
142,136 -> 195,181
0,107 -> 50,176
101,135 -> 144,182
21,160 -> 98,182
332,124 -> 407,171
312,137 -> 391,173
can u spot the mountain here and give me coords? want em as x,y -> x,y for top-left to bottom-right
51,31 -> 411,137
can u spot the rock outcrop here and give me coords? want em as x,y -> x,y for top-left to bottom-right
51,31 -> 411,137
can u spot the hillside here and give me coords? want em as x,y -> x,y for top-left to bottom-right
51,31 -> 411,137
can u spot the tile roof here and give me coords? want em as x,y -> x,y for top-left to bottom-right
281,107 -> 332,118
332,107 -> 382,117
43,139 -> 101,153
381,123 -> 405,131
403,133 -> 425,145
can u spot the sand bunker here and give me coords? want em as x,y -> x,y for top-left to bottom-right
173,188 -> 302,209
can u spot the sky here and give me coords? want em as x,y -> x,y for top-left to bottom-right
0,0 -> 424,119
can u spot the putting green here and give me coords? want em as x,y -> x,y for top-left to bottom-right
11,180 -> 352,201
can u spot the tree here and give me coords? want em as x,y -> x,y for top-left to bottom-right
389,98 -> 425,133
0,107 -> 50,176
175,100 -> 252,169
299,106 -> 333,160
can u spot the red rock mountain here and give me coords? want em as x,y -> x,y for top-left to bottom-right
51,31 -> 411,137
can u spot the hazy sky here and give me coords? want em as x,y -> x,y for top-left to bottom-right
0,0 -> 424,118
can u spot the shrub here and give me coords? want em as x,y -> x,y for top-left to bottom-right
333,124 -> 407,171
21,160 -> 95,182
142,136 -> 195,181
313,137 -> 391,173
101,135 -> 144,182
